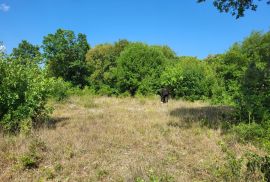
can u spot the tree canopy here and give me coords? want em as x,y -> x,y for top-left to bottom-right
43,29 -> 90,87
12,40 -> 41,64
116,43 -> 167,96
198,0 -> 270,18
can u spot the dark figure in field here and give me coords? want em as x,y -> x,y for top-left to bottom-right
160,88 -> 169,103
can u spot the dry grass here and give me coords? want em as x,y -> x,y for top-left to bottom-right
0,96 -> 262,181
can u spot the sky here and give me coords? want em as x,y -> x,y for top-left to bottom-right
0,0 -> 269,59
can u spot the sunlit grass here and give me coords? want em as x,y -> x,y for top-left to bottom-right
0,96 -> 263,181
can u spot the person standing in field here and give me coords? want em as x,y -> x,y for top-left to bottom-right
160,88 -> 169,103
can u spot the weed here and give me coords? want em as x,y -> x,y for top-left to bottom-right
18,137 -> 46,170
134,169 -> 174,182
42,167 -> 55,180
54,163 -> 63,173
97,169 -> 109,180
19,152 -> 39,169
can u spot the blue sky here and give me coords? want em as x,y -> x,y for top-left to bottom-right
0,0 -> 269,59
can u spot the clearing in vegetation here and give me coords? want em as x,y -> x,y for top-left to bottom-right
0,95 -> 264,181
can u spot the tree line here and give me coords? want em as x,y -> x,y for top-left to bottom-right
0,29 -> 270,152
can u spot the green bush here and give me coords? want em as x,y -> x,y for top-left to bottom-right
0,56 -> 55,133
97,84 -> 119,96
231,121 -> 270,151
86,40 -> 130,92
20,151 -> 39,169
67,86 -> 96,96
19,137 -> 46,169
228,32 -> 269,124
232,123 -> 265,142
116,43 -> 167,96
160,57 -> 218,101
49,77 -> 71,101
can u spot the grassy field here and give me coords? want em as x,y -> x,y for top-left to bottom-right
0,95 -> 263,181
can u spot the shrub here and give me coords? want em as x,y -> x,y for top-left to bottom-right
67,86 -> 96,96
246,153 -> 270,181
232,123 -> 265,142
20,151 -> 40,169
19,137 -> 46,169
0,56 -> 55,133
231,121 -> 270,152
49,77 -> 71,101
160,57 -> 218,101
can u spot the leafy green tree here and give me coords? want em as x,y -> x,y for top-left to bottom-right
219,44 -> 248,101
86,44 -> 116,89
161,57 -> 218,101
197,0 -> 270,18
12,40 -> 42,64
85,40 -> 130,94
241,31 -> 270,123
113,39 -> 130,57
43,29 -> 90,87
152,45 -> 177,60
116,43 -> 167,96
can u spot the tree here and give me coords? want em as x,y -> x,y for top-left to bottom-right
12,40 -> 41,64
43,29 -> 90,87
85,40 -> 130,94
197,0 -> 270,18
86,44 -> 115,89
161,57 -> 218,101
116,43 -> 167,96
217,44 -> 249,102
241,31 -> 270,123
152,45 -> 177,60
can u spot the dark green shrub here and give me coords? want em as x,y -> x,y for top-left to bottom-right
236,31 -> 269,123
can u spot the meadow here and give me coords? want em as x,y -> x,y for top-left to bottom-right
0,95 -> 264,181
1,28 -> 270,181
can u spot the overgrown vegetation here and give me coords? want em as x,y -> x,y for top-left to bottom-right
1,28 -> 270,181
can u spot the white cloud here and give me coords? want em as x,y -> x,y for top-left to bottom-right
0,3 -> 10,12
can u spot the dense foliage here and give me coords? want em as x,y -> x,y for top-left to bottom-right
115,43 -> 167,96
198,0 -> 270,18
12,40 -> 42,64
160,57 -> 218,101
43,29 -> 90,87
241,32 -> 270,123
85,40 -> 130,94
204,31 -> 270,151
0,55 -> 54,133
1,27 -> 270,155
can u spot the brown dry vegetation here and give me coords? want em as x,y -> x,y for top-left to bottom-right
0,95 -> 263,181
